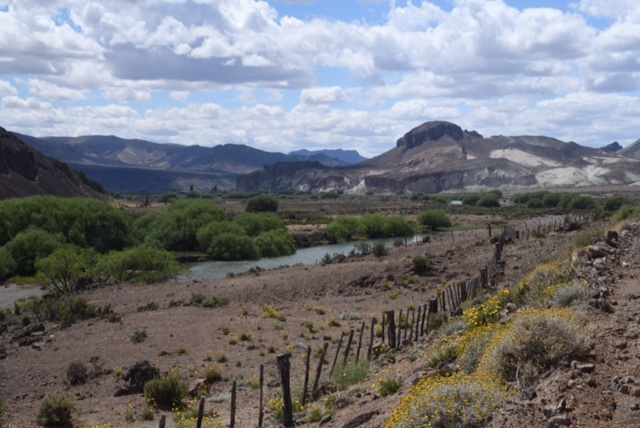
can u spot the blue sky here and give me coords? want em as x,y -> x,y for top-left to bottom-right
0,0 -> 639,157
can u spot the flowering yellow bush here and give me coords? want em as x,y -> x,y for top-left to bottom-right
463,289 -> 511,328
386,372 -> 511,428
263,304 -> 286,321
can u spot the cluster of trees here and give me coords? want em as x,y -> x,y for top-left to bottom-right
0,195 -> 292,290
324,215 -> 414,244
135,198 -> 292,261
511,191 -> 597,210
461,190 -> 503,208
0,196 -> 181,293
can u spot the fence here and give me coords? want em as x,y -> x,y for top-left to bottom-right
157,214 -> 588,427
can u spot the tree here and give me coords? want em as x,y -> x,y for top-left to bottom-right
94,245 -> 183,285
360,215 -> 387,238
462,194 -> 481,206
324,216 -> 362,243
254,230 -> 295,258
476,194 -> 501,208
527,198 -> 544,209
207,233 -> 259,261
234,213 -> 286,237
417,210 -> 452,230
4,228 -> 67,276
245,194 -> 279,212
35,247 -> 97,296
383,216 -> 415,237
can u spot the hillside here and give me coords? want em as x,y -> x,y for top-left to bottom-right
0,127 -> 107,200
2,214 -> 639,427
238,121 -> 640,194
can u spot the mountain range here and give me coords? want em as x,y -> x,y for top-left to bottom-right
12,133 -> 366,194
6,121 -> 640,196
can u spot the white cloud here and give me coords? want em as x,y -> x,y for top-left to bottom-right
103,88 -> 152,103
0,80 -> 18,96
28,79 -> 86,102
300,86 -> 347,104
170,91 -> 189,102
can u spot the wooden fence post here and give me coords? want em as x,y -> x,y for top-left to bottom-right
230,381 -> 237,428
386,310 -> 396,350
196,396 -> 205,428
397,309 -> 403,349
158,415 -> 166,428
355,321 -> 365,364
302,346 -> 311,406
343,329 -> 355,367
312,342 -> 329,399
277,355 -> 294,428
329,333 -> 344,377
367,318 -> 376,361
258,364 -> 264,428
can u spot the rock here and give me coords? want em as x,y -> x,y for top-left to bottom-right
341,411 -> 378,428
547,414 -> 571,428
320,414 -> 333,425
619,384 -> 632,395
577,363 -> 596,373
606,230 -> 619,248
572,248 -> 590,264
632,403 -> 640,411
188,378 -> 208,397
505,303 -> 518,313
588,245 -> 608,259
613,341 -> 628,350
207,392 -> 232,403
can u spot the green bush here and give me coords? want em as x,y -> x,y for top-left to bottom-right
4,228 -> 67,276
417,210 -> 452,230
332,362 -> 369,391
254,229 -> 295,258
324,216 -> 362,243
131,330 -> 148,344
527,198 -> 544,209
372,241 -> 387,257
411,255 -> 430,273
0,247 -> 17,280
66,361 -> 88,386
36,393 -> 77,427
234,213 -> 285,237
462,194 -> 481,206
360,215 -> 387,238
207,233 -> 259,261
383,216 -> 414,237
476,194 -> 500,208
604,196 -> 632,212
0,397 -> 7,418
196,221 -> 244,252
35,247 -> 97,296
379,378 -> 402,397
245,194 -> 279,212
94,245 -> 183,285
144,374 -> 189,410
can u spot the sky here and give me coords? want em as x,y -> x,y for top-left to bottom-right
0,0 -> 639,158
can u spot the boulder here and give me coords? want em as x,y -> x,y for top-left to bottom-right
115,360 -> 160,396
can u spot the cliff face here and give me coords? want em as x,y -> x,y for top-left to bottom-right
0,127 -> 107,200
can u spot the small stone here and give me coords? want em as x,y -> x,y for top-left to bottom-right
622,376 -> 635,384
547,414 -> 571,428
619,384 -> 632,395
631,403 -> 640,411
577,363 -> 596,373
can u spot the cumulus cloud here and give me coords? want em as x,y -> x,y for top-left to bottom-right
0,80 -> 18,96
301,87 -> 348,104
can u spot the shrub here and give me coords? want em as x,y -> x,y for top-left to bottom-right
94,245 -> 183,285
476,194 -> 501,208
254,229 -> 295,258
207,233 -> 259,261
387,372 -> 511,428
604,196 -> 632,212
332,362 -> 369,391
411,255 -> 430,274
417,210 -> 451,230
353,241 -> 371,256
462,194 -> 481,206
372,241 -> 387,257
204,364 -> 223,383
66,361 -> 88,386
35,247 -> 97,296
36,393 -> 77,427
383,216 -> 414,237
263,304 -> 286,321
0,247 -> 17,280
478,309 -> 590,387
245,194 -> 279,212
548,280 -> 590,309
360,215 -> 387,238
379,378 -> 402,397
324,216 -> 361,243
190,293 -> 229,308
131,330 -> 148,344
0,397 -> 7,418
4,227 -> 67,276
144,374 -> 189,410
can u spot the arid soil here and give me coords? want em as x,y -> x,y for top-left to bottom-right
0,216 -> 636,428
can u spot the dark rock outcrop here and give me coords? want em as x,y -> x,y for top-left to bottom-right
0,126 -> 107,200
396,121 -> 464,150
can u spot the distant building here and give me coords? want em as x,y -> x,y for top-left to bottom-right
450,200 -> 463,206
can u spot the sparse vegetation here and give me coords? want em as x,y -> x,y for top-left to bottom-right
144,374 -> 189,410
36,393 -> 77,428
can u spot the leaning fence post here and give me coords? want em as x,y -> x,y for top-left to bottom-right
329,333 -> 344,377
312,342 -> 329,399
277,355 -> 294,428
343,328 -> 355,367
158,415 -> 166,428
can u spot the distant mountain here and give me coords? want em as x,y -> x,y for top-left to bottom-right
288,149 -> 367,164
600,141 -> 623,153
13,133 -> 359,194
237,121 -> 640,194
0,127 -> 107,200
